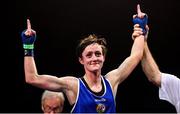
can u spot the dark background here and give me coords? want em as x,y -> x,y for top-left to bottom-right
2,0 -> 180,112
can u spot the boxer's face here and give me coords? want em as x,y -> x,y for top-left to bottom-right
79,43 -> 105,73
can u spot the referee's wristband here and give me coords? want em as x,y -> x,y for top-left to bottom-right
24,49 -> 34,56
23,44 -> 34,49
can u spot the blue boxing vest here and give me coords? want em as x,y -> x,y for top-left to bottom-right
71,76 -> 116,113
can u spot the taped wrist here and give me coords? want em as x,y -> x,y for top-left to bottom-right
24,49 -> 34,56
23,44 -> 34,56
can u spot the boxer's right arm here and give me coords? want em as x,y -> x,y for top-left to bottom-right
21,19 -> 77,92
